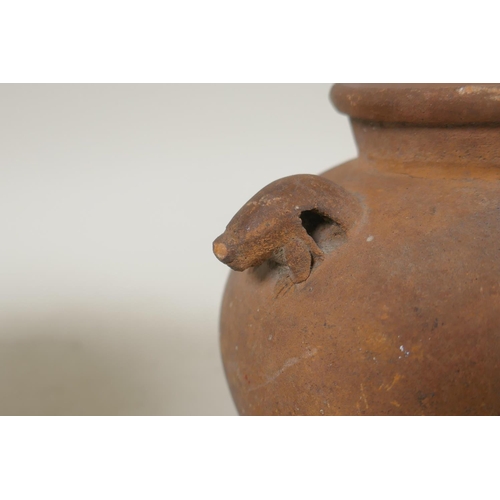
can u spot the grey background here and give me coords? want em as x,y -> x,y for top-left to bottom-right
0,84 -> 357,415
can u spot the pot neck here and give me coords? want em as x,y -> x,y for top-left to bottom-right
351,120 -> 500,166
331,84 -> 500,173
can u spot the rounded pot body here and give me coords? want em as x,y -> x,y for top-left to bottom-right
217,84 -> 500,415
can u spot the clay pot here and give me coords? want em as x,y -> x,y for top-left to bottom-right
213,84 -> 500,416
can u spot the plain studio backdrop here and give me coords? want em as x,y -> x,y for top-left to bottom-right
0,84 -> 357,415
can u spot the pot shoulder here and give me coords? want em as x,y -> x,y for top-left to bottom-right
220,160 -> 500,415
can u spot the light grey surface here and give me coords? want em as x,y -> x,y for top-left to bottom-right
0,84 -> 357,415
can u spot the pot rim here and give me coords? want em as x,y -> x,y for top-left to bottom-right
331,83 -> 500,126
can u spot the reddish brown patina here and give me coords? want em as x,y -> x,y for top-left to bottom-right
213,84 -> 500,415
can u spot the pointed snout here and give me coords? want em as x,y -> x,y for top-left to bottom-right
213,235 -> 233,264
213,241 -> 228,261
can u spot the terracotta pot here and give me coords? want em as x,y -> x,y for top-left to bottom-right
213,84 -> 500,416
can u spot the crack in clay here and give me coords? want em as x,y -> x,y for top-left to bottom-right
247,348 -> 318,392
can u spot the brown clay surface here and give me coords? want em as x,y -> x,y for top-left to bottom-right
216,84 -> 500,415
332,83 -> 500,125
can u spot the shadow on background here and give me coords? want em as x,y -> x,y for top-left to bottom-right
0,306 -> 236,416
0,334 -> 144,416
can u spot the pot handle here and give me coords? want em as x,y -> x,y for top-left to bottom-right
213,174 -> 361,286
